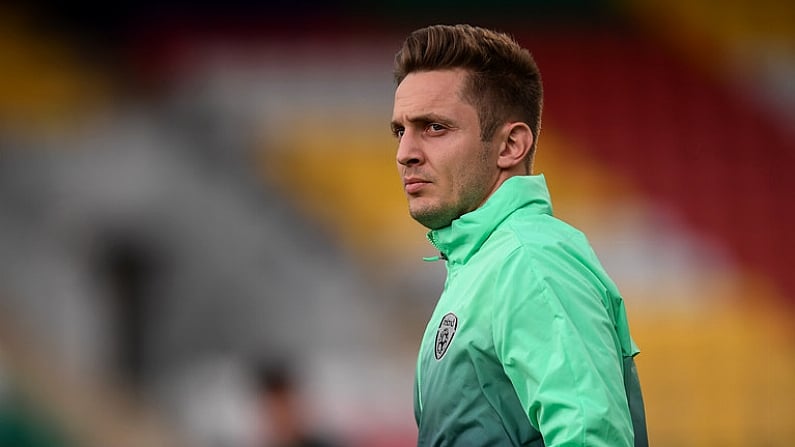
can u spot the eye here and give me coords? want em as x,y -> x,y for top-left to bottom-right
391,126 -> 405,139
427,123 -> 446,133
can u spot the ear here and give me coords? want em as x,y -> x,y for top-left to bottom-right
496,122 -> 534,170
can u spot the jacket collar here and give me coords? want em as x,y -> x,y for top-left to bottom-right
427,175 -> 553,265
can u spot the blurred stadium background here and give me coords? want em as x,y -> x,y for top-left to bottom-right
0,1 -> 793,446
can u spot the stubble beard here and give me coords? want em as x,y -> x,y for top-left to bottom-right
410,201 -> 459,230
409,142 -> 494,230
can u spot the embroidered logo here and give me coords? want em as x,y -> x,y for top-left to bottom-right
434,312 -> 458,360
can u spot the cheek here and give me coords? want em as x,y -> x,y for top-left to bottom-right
460,148 -> 496,194
434,138 -> 489,195
444,160 -> 476,200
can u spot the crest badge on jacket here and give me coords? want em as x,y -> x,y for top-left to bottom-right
435,312 -> 458,360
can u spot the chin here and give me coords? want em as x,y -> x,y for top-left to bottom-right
410,208 -> 454,230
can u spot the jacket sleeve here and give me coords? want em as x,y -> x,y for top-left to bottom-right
491,246 -> 635,447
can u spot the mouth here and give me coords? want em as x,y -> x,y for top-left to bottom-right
403,178 -> 431,195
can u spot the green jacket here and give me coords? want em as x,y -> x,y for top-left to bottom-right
414,175 -> 647,446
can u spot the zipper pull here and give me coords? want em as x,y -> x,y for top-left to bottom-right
423,252 -> 447,262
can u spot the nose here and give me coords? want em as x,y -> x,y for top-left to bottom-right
396,130 -> 423,167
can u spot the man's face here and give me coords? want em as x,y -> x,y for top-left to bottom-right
392,69 -> 501,230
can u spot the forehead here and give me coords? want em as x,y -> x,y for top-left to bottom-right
393,69 -> 470,116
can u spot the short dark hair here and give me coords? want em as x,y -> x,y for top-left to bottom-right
394,24 -> 543,167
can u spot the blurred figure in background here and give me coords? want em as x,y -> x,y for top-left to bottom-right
254,361 -> 343,447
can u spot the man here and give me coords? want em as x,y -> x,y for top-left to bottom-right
254,361 -> 343,447
390,24 -> 648,446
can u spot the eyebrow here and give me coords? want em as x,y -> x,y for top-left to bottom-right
390,113 -> 453,130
